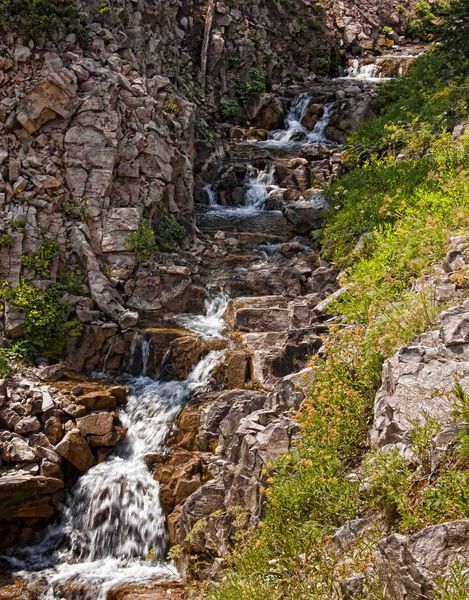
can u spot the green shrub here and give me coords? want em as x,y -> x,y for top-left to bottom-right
1,279 -> 81,360
361,449 -> 412,523
127,215 -> 186,262
0,0 -> 89,44
21,239 -> 60,278
220,97 -> 241,120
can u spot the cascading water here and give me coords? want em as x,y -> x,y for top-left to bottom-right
176,290 -> 229,338
257,95 -> 335,148
244,164 -> 277,210
205,164 -> 279,215
5,300 -> 228,599
345,59 -> 382,80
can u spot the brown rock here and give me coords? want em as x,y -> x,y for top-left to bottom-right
55,430 -> 95,472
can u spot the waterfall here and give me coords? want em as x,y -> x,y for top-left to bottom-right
345,59 -> 381,80
203,183 -> 218,206
244,164 -> 277,210
176,291 -> 229,338
126,332 -> 151,376
5,301 -> 228,599
307,102 -> 334,143
258,95 -> 335,148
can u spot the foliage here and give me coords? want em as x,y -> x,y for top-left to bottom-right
220,67 -> 266,122
0,0 -> 89,45
220,97 -> 241,120
0,278 -> 82,371
21,239 -> 60,278
407,0 -> 450,40
126,215 -> 186,262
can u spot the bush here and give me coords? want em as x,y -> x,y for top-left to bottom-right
126,215 -> 186,262
0,279 -> 81,361
21,239 -> 60,278
0,0 -> 89,44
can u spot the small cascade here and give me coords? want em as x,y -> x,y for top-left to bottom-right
203,183 -> 218,206
306,102 -> 335,143
6,299 -> 229,598
257,95 -> 335,149
176,290 -> 229,338
244,164 -> 277,210
345,59 -> 382,80
126,332 -> 151,376
205,164 -> 279,215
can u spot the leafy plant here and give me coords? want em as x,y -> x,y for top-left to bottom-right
21,239 -> 60,278
434,560 -> 469,600
126,215 -> 186,262
0,0 -> 89,45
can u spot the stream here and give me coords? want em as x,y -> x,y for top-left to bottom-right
3,49 -> 416,598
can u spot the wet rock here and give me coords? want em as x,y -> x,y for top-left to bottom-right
283,193 -> 329,234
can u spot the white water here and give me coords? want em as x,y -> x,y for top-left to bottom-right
345,59 -> 383,80
205,164 -> 280,215
257,96 -> 335,148
203,183 -> 218,206
244,164 -> 278,210
6,302 -> 228,598
176,291 -> 229,338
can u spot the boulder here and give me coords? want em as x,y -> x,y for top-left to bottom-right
76,412 -> 126,447
283,193 -> 329,234
251,94 -> 285,130
55,430 -> 95,472
376,521 -> 469,599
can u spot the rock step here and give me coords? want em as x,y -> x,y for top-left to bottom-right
197,210 -> 295,238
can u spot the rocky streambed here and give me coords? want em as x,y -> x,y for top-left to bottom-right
3,45 -> 466,600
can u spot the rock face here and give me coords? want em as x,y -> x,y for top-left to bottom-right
376,521 -> 469,600
370,238 -> 469,452
0,374 -> 127,549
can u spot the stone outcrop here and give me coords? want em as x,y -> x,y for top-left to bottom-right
376,521 -> 469,600
370,238 -> 469,453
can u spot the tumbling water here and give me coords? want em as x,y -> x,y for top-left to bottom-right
257,95 -> 334,148
203,183 -> 218,206
244,164 -> 277,210
345,59 -> 381,80
176,291 -> 229,338
205,164 -> 279,215
6,305 -> 226,598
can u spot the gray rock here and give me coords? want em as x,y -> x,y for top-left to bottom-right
376,520 -> 469,599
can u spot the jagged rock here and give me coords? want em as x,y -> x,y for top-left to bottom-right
16,67 -> 79,134
376,521 -> 469,600
251,94 -> 285,130
0,432 -> 35,462
370,300 -> 469,449
55,430 -> 95,472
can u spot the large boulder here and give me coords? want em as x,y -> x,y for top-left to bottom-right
370,301 -> 469,449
